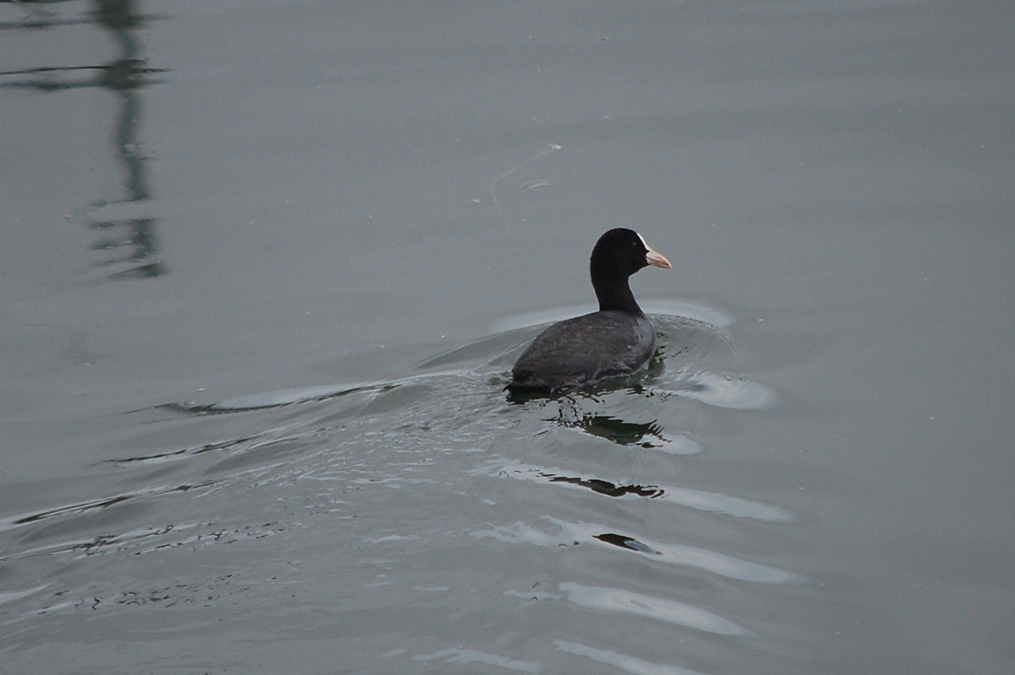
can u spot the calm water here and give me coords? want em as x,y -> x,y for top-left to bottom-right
2,1 -> 1013,673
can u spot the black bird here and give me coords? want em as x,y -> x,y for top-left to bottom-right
508,228 -> 671,394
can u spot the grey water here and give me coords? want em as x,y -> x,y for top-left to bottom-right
2,1 -> 1014,673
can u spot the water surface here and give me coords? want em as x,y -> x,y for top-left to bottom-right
2,1 -> 1013,673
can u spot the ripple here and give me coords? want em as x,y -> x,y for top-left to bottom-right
519,179 -> 560,192
652,372 -> 777,410
153,298 -> 770,422
164,381 -> 391,414
554,640 -> 707,675
559,582 -> 747,636
413,647 -> 542,673
475,518 -> 796,583
0,482 -> 217,534
477,461 -> 795,522
0,585 -> 49,608
1,298 -> 788,645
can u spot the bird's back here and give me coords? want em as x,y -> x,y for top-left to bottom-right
508,310 -> 655,393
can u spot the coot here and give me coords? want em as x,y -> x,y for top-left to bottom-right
508,228 -> 671,394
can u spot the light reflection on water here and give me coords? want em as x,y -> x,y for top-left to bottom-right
475,517 -> 797,583
554,639 -> 709,675
559,582 -> 748,636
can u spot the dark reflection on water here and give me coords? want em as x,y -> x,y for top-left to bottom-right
489,459 -> 794,522
557,411 -> 668,448
595,532 -> 658,554
0,0 -> 167,280
545,473 -> 665,499
511,388 -> 672,447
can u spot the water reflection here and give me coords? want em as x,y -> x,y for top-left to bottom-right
552,407 -> 669,448
545,473 -> 664,499
481,460 -> 794,522
0,0 -> 166,280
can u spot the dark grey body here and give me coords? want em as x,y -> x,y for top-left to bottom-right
509,310 -> 656,392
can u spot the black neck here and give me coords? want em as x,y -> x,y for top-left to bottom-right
592,274 -> 644,315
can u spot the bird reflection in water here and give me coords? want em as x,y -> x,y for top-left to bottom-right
547,392 -> 670,449
541,473 -> 665,499
554,408 -> 668,448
